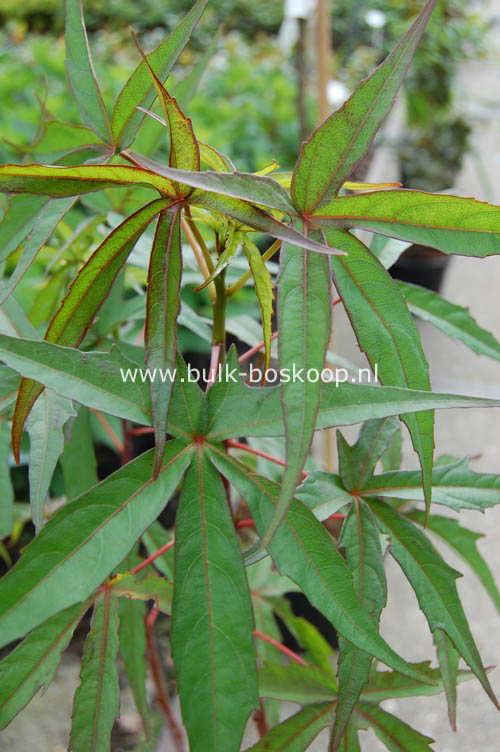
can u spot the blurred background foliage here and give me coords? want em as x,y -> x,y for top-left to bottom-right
0,0 -> 489,181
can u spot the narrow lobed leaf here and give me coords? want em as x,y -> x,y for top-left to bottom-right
69,591 -> 120,752
291,0 -> 438,212
65,0 -> 112,144
314,190 -> 500,257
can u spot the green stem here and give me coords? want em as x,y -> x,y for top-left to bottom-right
212,270 -> 227,352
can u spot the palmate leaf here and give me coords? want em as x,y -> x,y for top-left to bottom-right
171,449 -> 258,752
399,281 -> 500,362
324,228 -> 433,515
0,599 -> 91,730
0,163 -> 175,198
409,510 -> 500,612
353,701 -> 434,752
145,206 -> 182,476
291,0 -> 438,213
208,448 -> 433,685
243,238 -> 274,371
142,522 -> 174,578
359,458 -> 500,512
433,628 -> 460,730
133,33 -> 200,175
69,591 -> 120,752
111,0 -> 208,149
203,348 -> 500,441
11,197 -> 170,460
258,227 -> 332,551
313,190 -> 500,257
187,191 -> 341,255
337,417 -> 400,491
368,498 -> 498,707
338,722 -> 361,752
245,701 -> 335,751
0,440 -> 191,649
31,121 -> 108,162
331,501 -> 387,749
65,0 -> 112,144
26,389 -> 75,530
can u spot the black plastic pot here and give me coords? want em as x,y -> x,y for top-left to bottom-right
390,243 -> 450,293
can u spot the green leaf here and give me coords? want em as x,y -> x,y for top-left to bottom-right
111,572 -> 172,614
368,498 -> 498,707
111,0 -> 208,149
294,472 -> 353,521
409,510 -> 500,612
132,37 -> 199,174
32,120 -> 107,161
245,702 -> 335,751
353,701 -> 434,751
259,227 -> 331,550
331,501 -> 387,749
433,628 -> 460,731
0,194 -> 47,264
191,191 -> 341,255
0,600 -> 90,730
381,425 -> 403,471
60,407 -> 98,500
0,164 -> 175,199
359,458 -> 500,512
399,281 -> 500,362
0,440 -> 191,649
0,336 -> 152,426
0,197 -> 76,304
325,228 -> 433,515
65,0 -> 112,144
314,190 -> 500,257
291,0 -> 438,212
26,389 -> 75,530
69,592 -> 120,752
243,238 -> 274,371
119,596 -> 151,740
195,226 -> 242,291
337,417 -> 400,490
12,197 -> 169,459
171,450 -> 258,752
204,348 -> 500,441
337,722 -> 361,752
128,156 -> 295,215
0,420 -> 13,538
208,448 -> 434,685
361,661 -> 481,703
145,206 -> 182,476
259,662 -> 337,704
0,366 -> 19,416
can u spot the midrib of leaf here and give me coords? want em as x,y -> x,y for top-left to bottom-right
0,443 -> 192,621
280,702 -> 336,749
92,591 -> 113,749
354,705 -> 407,750
198,446 -> 217,750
